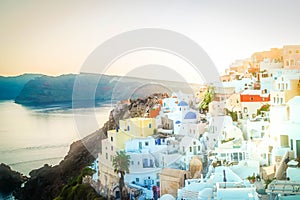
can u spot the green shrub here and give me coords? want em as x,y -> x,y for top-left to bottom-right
54,166 -> 105,200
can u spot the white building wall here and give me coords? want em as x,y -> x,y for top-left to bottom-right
269,105 -> 288,122
222,78 -> 254,93
127,153 -> 157,172
287,168 -> 300,181
260,60 -> 283,72
125,170 -> 159,186
162,97 -> 178,112
246,120 -> 269,139
209,101 -> 226,116
270,91 -> 286,105
288,96 -> 300,123
241,102 -> 264,118
125,137 -> 156,153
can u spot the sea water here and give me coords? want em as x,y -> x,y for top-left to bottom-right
0,100 -> 112,176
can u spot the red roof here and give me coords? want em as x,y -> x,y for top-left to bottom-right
240,94 -> 270,102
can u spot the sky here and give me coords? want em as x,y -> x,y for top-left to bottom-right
1,0 -> 300,82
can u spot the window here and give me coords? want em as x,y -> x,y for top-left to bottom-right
193,141 -> 196,145
127,125 -> 130,131
262,126 -> 265,130
149,159 -> 154,167
131,161 -> 134,165
189,147 -> 192,152
105,153 -> 108,159
111,137 -> 113,142
289,50 -> 292,54
296,50 -> 300,54
250,97 -> 254,101
143,158 -> 148,168
110,155 -> 113,161
136,178 -> 139,183
137,161 -> 140,165
145,142 -> 149,146
198,146 -> 200,151
111,146 -> 113,151
148,123 -> 152,128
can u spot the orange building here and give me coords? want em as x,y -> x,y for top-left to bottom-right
248,48 -> 283,75
251,48 -> 283,68
283,45 -> 300,69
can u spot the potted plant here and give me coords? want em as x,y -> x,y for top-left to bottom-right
247,175 -> 255,184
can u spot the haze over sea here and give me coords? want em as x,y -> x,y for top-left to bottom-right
0,100 -> 111,176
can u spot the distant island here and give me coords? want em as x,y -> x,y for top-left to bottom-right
0,73 -> 198,106
0,74 -> 42,100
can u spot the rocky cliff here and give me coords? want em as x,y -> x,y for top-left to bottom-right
0,163 -> 27,195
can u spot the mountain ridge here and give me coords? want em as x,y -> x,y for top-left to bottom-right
13,73 -> 198,106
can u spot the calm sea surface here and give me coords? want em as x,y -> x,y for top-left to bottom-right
0,100 -> 112,176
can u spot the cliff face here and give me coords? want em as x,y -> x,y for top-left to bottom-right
0,163 -> 27,195
14,93 -> 165,200
14,140 -> 96,200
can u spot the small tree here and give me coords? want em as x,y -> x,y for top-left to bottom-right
199,86 -> 215,113
112,151 -> 130,200
257,104 -> 270,116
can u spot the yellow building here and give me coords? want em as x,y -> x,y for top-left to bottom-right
115,117 -> 156,150
271,78 -> 300,106
98,117 -> 156,197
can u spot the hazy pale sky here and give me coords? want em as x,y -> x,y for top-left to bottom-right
1,0 -> 300,80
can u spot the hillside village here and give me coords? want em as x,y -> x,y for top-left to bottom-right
87,45 -> 300,200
